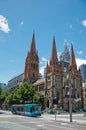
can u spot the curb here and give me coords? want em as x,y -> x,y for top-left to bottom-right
42,114 -> 86,126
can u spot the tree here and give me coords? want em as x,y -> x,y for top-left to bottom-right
0,85 -> 2,107
17,82 -> 35,103
0,85 -> 2,94
5,82 -> 44,108
5,93 -> 13,105
33,92 -> 44,108
0,90 -> 9,105
33,92 -> 41,104
12,89 -> 21,104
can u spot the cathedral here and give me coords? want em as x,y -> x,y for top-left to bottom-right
24,33 -> 83,110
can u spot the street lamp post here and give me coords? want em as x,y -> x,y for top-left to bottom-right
68,66 -> 72,122
45,69 -> 48,108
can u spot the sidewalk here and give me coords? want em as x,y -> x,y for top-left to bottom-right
42,113 -> 86,125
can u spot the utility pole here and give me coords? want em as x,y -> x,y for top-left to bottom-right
45,68 -> 47,108
67,66 -> 72,122
68,66 -> 72,122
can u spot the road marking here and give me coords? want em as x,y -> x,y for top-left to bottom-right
61,123 -> 68,125
0,115 -> 17,118
37,124 -> 48,129
0,121 -> 35,130
46,124 -> 78,130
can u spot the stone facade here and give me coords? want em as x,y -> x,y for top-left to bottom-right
45,37 -> 63,108
82,83 -> 86,110
24,33 -> 39,83
24,34 -> 83,110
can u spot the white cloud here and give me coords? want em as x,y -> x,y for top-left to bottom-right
20,21 -> 24,25
81,19 -> 86,27
39,56 -> 86,75
41,57 -> 47,62
57,52 -> 61,60
0,15 -> 10,33
40,57 -> 48,65
39,57 -> 48,76
39,66 -> 46,76
77,51 -> 83,55
76,58 -> 86,69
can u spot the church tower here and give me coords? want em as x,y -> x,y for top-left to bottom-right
69,43 -> 82,110
70,43 -> 77,74
46,37 -> 61,74
24,33 -> 39,83
45,37 -> 63,108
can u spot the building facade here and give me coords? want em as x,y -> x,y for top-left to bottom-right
60,43 -> 70,63
62,44 -> 82,110
80,64 -> 86,82
7,33 -> 83,110
7,73 -> 24,91
82,83 -> 86,110
24,34 -> 82,110
24,33 -> 39,83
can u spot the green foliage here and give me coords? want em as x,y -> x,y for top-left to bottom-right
9,89 -> 21,104
5,93 -> 13,105
1,90 -> 9,103
33,92 -> 41,104
33,92 -> 44,106
5,82 -> 36,105
0,85 -> 2,107
0,85 -> 2,95
0,87 -> 9,107
2,82 -> 44,109
18,82 -> 35,103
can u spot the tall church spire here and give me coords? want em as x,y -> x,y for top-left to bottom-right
70,43 -> 77,71
30,33 -> 36,55
50,37 -> 58,65
24,33 -> 39,83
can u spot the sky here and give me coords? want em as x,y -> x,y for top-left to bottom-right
0,0 -> 86,84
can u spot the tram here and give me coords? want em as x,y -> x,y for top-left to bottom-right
11,104 -> 41,117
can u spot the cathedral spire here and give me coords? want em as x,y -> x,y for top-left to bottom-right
30,33 -> 36,55
24,33 -> 39,83
50,36 -> 58,65
70,43 -> 77,71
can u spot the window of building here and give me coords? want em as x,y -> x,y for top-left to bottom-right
33,73 -> 35,78
39,85 -> 44,91
47,76 -> 50,81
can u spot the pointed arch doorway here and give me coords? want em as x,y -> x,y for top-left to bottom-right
46,98 -> 49,108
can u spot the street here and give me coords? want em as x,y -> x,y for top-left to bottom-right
0,110 -> 86,130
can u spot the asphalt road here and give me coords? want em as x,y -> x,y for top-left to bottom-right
0,110 -> 86,130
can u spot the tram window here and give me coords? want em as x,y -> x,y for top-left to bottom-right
17,106 -> 24,111
21,106 -> 24,111
17,107 -> 20,111
30,107 -> 32,113
35,106 -> 38,110
30,106 -> 35,113
32,107 -> 35,112
12,107 -> 16,112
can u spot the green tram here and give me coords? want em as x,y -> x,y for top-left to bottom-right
11,104 -> 41,117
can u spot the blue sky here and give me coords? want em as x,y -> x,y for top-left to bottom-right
0,0 -> 86,84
